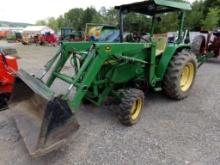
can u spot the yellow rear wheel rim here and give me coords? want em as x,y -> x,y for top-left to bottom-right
180,63 -> 195,92
131,98 -> 142,120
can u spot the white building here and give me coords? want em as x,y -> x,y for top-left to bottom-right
23,26 -> 54,36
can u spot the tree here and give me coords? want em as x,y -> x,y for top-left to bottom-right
203,0 -> 220,14
185,0 -> 204,31
99,7 -> 107,17
202,8 -> 220,30
123,13 -> 151,33
57,15 -> 65,29
105,8 -> 118,25
36,20 -> 47,26
64,8 -> 84,30
47,17 -> 59,32
35,0 -> 220,34
157,13 -> 178,33
81,7 -> 104,28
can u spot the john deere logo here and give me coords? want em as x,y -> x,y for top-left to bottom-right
105,45 -> 112,52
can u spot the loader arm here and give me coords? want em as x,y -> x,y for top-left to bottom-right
42,42 -> 151,110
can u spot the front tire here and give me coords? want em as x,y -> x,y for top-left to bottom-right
118,88 -> 144,126
163,50 -> 197,100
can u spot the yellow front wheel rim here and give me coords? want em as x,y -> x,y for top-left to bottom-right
180,63 -> 195,92
131,98 -> 142,120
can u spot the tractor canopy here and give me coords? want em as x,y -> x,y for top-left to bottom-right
115,0 -> 191,42
115,0 -> 191,15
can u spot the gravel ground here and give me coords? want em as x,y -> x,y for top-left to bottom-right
0,41 -> 220,165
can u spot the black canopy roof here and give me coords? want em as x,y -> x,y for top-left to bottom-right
115,0 -> 191,16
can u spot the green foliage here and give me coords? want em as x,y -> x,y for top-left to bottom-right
47,17 -> 59,32
82,7 -> 103,26
203,0 -> 220,14
202,8 -> 220,30
64,8 -> 84,30
157,13 -> 178,33
36,17 -> 59,32
57,16 -> 65,29
35,0 -> 220,33
105,8 -> 118,25
185,0 -> 204,30
124,13 -> 151,33
36,20 -> 47,26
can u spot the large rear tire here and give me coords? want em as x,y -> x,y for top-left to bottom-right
191,35 -> 206,56
118,88 -> 144,126
163,50 -> 197,100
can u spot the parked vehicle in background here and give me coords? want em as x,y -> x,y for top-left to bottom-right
60,27 -> 74,41
59,28 -> 84,42
0,30 -> 10,39
38,32 -> 58,46
85,23 -> 118,41
59,24 -> 119,42
6,31 -> 22,43
192,28 -> 220,66
22,26 -> 55,45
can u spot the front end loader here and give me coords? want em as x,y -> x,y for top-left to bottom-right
9,0 -> 198,157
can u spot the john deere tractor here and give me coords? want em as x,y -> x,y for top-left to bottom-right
9,0 -> 198,157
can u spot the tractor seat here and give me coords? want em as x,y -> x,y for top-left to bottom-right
153,35 -> 167,56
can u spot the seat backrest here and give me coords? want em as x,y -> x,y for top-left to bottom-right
153,34 -> 167,56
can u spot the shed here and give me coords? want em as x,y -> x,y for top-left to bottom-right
23,26 -> 54,36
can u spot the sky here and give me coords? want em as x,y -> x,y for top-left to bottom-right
0,0 -> 195,24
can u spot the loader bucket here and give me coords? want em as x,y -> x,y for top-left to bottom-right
9,70 -> 79,157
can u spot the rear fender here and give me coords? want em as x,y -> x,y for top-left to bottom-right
156,44 -> 190,80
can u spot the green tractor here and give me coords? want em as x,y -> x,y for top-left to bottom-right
9,0 -> 199,157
